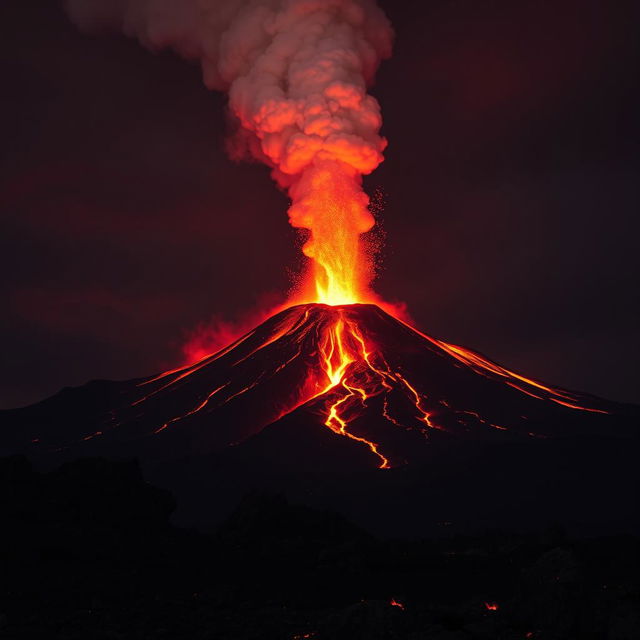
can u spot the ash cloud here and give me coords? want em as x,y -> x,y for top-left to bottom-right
64,0 -> 392,202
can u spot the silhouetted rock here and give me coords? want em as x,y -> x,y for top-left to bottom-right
0,454 -> 637,638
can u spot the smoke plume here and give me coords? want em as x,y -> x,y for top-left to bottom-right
65,0 -> 393,303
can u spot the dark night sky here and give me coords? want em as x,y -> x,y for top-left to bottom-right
1,0 -> 639,409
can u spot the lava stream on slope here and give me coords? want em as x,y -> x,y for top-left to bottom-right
12,303 -> 624,468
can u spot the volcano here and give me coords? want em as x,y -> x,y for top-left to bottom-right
2,303 -> 638,535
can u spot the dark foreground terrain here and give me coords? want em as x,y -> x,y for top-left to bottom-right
1,455 -> 637,640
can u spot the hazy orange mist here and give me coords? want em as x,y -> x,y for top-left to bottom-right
181,297 -> 289,365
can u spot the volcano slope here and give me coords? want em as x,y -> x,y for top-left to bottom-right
2,303 -> 638,535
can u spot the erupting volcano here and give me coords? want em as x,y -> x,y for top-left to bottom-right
5,295 -> 634,535
2,5 -> 640,639
2,0 -> 637,536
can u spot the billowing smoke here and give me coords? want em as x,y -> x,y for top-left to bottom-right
65,0 -> 393,304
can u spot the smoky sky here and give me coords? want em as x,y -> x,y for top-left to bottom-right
1,0 -> 639,409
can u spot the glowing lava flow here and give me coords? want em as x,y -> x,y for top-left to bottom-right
302,308 -> 453,468
310,315 -> 390,469
398,318 -> 610,415
281,303 -> 608,467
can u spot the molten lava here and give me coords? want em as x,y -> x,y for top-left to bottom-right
291,160 -> 377,307
309,312 -> 390,468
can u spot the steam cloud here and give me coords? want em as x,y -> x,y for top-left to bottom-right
65,0 -> 393,302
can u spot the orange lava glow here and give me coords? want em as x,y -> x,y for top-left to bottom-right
290,161 -> 377,307
390,598 -> 405,610
397,317 -> 609,417
297,307 -> 452,467
484,602 -> 499,611
310,314 -> 389,469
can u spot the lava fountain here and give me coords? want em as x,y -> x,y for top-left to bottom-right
290,159 -> 378,307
